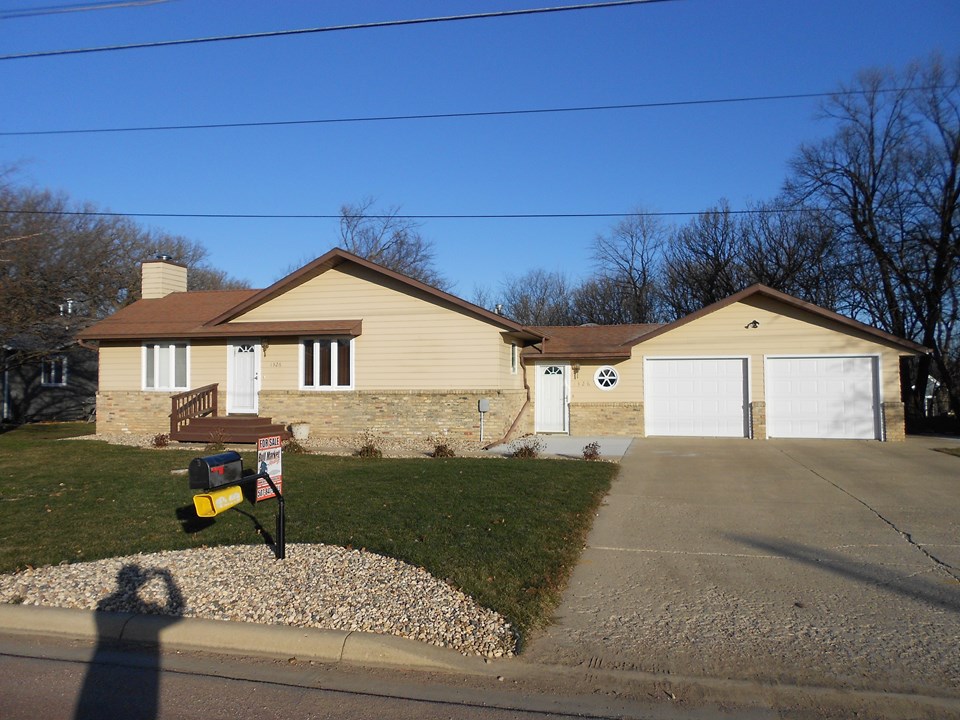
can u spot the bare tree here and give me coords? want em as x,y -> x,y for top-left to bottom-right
787,55 -> 960,419
339,198 -> 449,290
660,201 -> 747,319
499,269 -> 576,325
0,180 -> 248,375
590,211 -> 666,323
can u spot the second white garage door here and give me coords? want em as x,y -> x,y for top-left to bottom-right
766,356 -> 880,439
644,358 -> 749,437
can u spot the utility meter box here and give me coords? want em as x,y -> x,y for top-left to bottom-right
189,451 -> 244,490
478,398 -> 490,413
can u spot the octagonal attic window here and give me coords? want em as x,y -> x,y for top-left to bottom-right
594,366 -> 619,390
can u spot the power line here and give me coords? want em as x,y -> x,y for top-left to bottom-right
0,0 -> 170,21
0,207 -> 816,220
0,0 -> 674,61
0,86 -> 940,137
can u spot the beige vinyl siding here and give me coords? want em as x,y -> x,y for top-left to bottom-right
190,341 -> 228,390
632,296 -> 907,401
232,264 -> 514,390
569,360 -> 641,403
259,339 -> 299,391
98,342 -> 142,391
141,262 -> 187,299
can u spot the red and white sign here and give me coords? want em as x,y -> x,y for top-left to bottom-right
256,435 -> 283,501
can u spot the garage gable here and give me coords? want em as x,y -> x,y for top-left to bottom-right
628,286 -> 925,441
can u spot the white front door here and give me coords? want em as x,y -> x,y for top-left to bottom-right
535,363 -> 568,433
227,342 -> 260,414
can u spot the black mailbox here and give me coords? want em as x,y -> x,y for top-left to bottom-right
189,451 -> 244,490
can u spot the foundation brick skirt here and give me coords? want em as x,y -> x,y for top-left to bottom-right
259,389 -> 527,444
568,402 -> 643,436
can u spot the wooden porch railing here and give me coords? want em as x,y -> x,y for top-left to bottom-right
170,383 -> 218,436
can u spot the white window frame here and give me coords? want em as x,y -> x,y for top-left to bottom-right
594,365 -> 619,390
510,343 -> 518,374
299,337 -> 355,391
142,341 -> 190,391
41,355 -> 68,387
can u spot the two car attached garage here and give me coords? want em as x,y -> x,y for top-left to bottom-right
643,355 -> 881,440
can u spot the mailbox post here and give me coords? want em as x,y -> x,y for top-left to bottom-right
187,447 -> 286,560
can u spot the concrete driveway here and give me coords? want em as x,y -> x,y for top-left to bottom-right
523,436 -> 960,700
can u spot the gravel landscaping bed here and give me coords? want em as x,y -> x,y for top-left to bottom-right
0,544 -> 517,658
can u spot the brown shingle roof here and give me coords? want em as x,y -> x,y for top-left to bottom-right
523,324 -> 661,359
77,289 -> 362,340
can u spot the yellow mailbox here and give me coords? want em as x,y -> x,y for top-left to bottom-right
193,484 -> 244,517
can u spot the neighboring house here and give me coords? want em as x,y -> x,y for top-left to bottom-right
78,248 -> 925,444
1,343 -> 98,424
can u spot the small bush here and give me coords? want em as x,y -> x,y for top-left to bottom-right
151,433 -> 170,449
509,436 -> 544,459
283,438 -> 309,454
428,431 -> 456,458
582,441 -> 601,461
203,427 -> 226,454
355,430 -> 383,458
430,442 -> 456,458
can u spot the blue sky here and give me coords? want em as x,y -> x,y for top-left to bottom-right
2,0 -> 958,299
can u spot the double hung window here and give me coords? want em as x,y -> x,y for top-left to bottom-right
144,342 -> 188,390
301,337 -> 352,389
41,356 -> 67,386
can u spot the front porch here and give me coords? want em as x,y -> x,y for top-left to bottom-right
169,384 -> 290,443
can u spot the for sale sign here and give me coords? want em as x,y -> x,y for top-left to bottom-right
256,435 -> 283,501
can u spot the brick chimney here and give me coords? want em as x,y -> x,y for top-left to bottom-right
141,255 -> 187,299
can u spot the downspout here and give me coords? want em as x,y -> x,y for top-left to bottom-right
484,336 -> 544,450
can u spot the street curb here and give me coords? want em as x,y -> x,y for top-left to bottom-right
0,604 -> 496,676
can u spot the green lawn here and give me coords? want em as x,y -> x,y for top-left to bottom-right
0,423 -> 616,636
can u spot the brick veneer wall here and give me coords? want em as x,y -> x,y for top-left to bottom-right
881,401 -> 906,442
568,402 -> 643,436
750,401 -> 766,440
259,389 -> 527,444
96,391 -> 175,434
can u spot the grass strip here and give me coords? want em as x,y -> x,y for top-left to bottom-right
0,423 -> 616,637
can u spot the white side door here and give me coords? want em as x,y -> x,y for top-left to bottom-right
535,363 -> 569,433
227,342 -> 260,414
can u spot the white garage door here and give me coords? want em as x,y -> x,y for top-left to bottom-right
766,356 -> 879,439
645,358 -> 749,437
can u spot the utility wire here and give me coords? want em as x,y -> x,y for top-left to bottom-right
0,85 -> 941,137
0,0 -> 673,61
0,207 -> 818,220
0,0 -> 170,21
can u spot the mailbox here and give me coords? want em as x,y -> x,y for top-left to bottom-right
193,484 -> 245,517
189,451 -> 244,490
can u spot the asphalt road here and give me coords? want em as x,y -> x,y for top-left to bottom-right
0,634 -> 746,720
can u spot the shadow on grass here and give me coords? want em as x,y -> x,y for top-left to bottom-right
728,533 -> 960,614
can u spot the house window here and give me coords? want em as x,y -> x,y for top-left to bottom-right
144,342 -> 189,390
41,356 -> 67,386
594,366 -> 619,390
511,343 -> 518,374
301,337 -> 353,389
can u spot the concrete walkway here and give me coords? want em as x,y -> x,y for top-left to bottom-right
522,437 -> 960,703
486,435 -> 634,460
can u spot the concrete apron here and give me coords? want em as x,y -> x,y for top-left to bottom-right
522,436 -> 960,716
486,435 -> 635,460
